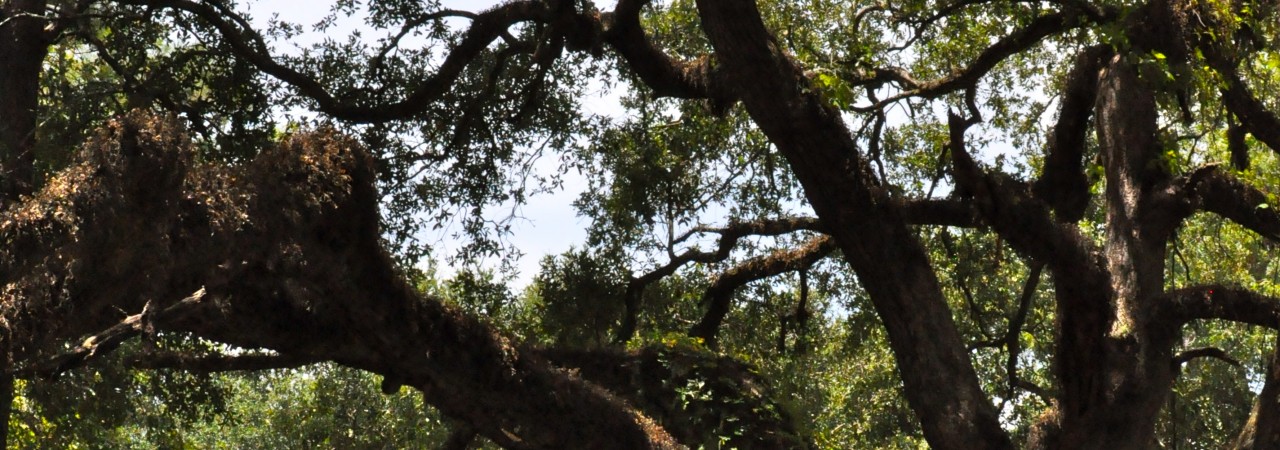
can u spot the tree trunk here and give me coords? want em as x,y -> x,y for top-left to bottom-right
0,1 -> 50,445
693,1 -> 1012,448
1054,53 -> 1180,450
0,0 -> 48,201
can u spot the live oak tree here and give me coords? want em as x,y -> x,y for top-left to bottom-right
4,0 -> 1280,448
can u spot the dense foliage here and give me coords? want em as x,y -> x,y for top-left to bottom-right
4,0 -> 1280,448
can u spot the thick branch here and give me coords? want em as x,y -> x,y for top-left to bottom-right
1199,43 -> 1280,154
601,0 -> 733,103
1160,285 -> 1280,329
11,289 -> 207,379
127,350 -> 322,373
1184,165 -> 1280,242
1033,45 -> 1111,223
947,112 -> 1104,278
0,114 -> 679,449
695,0 -> 1012,447
1233,333 -> 1280,449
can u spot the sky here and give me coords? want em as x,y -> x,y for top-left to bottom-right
249,0 -> 619,287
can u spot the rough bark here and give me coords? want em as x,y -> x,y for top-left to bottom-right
1233,334 -> 1280,449
0,113 -> 681,449
1033,45 -> 1111,223
693,1 -> 1012,449
0,0 -> 49,202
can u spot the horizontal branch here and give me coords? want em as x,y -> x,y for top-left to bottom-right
128,350 -> 321,373
1173,347 -> 1241,368
1184,165 -> 1280,242
1159,285 -> 1280,329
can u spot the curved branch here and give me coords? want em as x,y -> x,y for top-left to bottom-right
853,10 -> 1097,111
1033,45 -> 1111,223
1172,347 -> 1241,368
1198,39 -> 1280,154
129,0 -> 550,123
1183,165 -> 1280,242
1,114 -> 680,449
1233,333 -> 1280,449
947,113 -> 1103,277
600,0 -> 733,103
1159,285 -> 1280,329
11,288 -> 208,379
614,216 -> 825,344
689,236 -> 836,347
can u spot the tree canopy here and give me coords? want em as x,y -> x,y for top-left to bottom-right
3,0 -> 1280,448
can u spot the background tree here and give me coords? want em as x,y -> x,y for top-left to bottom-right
4,0 -> 1280,448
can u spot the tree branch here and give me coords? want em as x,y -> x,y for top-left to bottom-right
11,288 -> 208,379
1232,333 -> 1280,449
1183,165 -> 1280,242
127,350 -> 322,373
1160,285 -> 1280,329
1172,347 -> 1241,368
601,0 -> 733,104
854,10 -> 1097,112
129,0 -> 551,123
614,216 -> 825,344
689,236 -> 836,347
1033,45 -> 1111,223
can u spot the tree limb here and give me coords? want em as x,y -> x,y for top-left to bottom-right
689,236 -> 836,347
126,350 -> 322,373
853,10 -> 1097,112
11,288 -> 207,379
1183,165 -> 1280,242
129,0 -> 551,123
1232,333 -> 1280,449
1033,45 -> 1111,223
1172,347 -> 1241,368
1160,285 -> 1280,329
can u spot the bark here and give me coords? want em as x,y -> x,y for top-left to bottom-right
0,0 -> 49,202
694,1 -> 1012,448
1057,53 -> 1179,450
0,4 -> 51,440
1033,45 -> 1110,223
0,113 -> 681,449
1233,334 -> 1280,449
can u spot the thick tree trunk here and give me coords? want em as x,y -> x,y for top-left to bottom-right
1054,54 -> 1180,450
0,0 -> 48,201
0,2 -> 50,445
693,1 -> 1012,449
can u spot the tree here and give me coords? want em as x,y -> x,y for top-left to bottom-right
4,0 -> 1280,448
